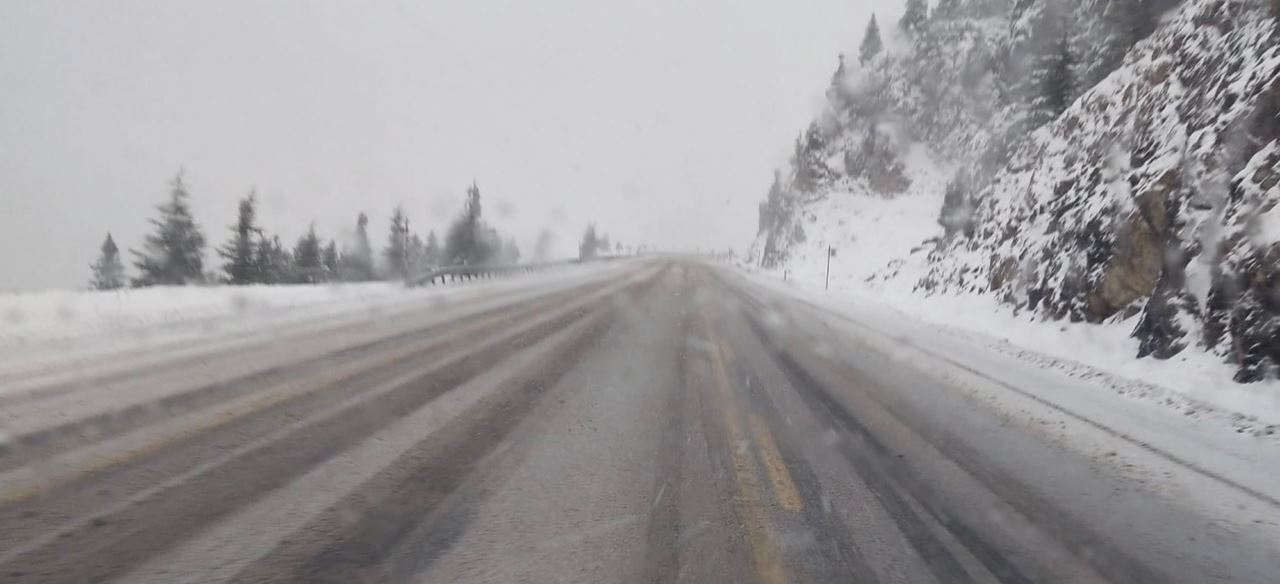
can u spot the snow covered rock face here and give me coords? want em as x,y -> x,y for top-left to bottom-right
1209,131 -> 1280,380
754,0 -> 1280,381
754,1 -> 1017,267
753,0 -> 1168,267
935,0 -> 1280,380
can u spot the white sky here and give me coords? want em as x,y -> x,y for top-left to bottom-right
0,0 -> 901,291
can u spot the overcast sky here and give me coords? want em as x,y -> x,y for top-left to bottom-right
0,0 -> 902,291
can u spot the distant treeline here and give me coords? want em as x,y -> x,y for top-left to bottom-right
91,171 -> 535,290
89,171 -> 627,290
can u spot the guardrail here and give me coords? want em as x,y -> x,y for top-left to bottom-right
407,255 -> 638,287
407,260 -> 573,287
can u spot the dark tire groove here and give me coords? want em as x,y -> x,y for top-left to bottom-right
740,311 -> 987,584
0,292 -> 586,557
733,286 -> 1163,584
636,286 -> 689,584
227,267 -> 666,583
0,284 -> 605,473
728,356 -> 883,584
0,303 -> 598,584
229,308 -> 625,583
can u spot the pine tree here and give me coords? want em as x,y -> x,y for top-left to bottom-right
479,225 -> 502,263
899,0 -> 928,33
444,182 -> 495,265
293,224 -> 323,283
533,230 -> 555,262
218,192 -> 260,285
933,0 -> 964,19
1072,0 -> 1173,90
407,233 -> 427,275
254,236 -> 273,284
758,171 -> 786,234
340,212 -> 375,281
826,54 -> 848,105
938,170 -> 975,238
859,15 -> 883,64
500,237 -> 521,264
424,230 -> 441,266
89,233 -> 126,290
132,171 -> 207,286
1112,0 -> 1161,47
792,124 -> 832,193
384,206 -> 410,279
1042,33 -> 1075,117
273,235 -> 293,284
322,240 -> 339,279
255,234 -> 292,284
579,223 -> 599,260
850,127 -> 910,194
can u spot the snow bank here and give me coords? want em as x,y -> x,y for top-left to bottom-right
738,268 -> 1280,549
779,188 -> 943,290
0,283 -> 403,348
749,132 -> 1280,425
749,264 -> 1280,432
0,263 -> 624,383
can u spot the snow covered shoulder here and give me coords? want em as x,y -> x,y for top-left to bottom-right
0,262 -> 625,394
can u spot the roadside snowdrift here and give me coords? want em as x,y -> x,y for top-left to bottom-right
774,189 -> 943,291
0,283 -> 403,347
0,263 -> 623,386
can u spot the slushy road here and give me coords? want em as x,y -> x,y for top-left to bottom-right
0,259 -> 1276,583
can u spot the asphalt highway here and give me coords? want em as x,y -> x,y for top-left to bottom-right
1,259 -> 1276,583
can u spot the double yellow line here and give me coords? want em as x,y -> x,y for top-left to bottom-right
704,321 -> 803,584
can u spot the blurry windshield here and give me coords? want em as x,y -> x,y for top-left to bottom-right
2,1 -> 1279,583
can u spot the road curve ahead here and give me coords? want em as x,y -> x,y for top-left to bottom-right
0,259 -> 1277,583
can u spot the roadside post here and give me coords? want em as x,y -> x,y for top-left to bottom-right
826,246 -> 836,290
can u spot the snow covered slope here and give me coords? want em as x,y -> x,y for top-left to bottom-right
776,189 -> 942,291
752,0 -> 1280,382
760,142 -> 949,292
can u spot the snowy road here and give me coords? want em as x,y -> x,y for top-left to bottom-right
0,259 -> 1277,583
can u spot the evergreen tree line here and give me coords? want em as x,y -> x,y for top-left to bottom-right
902,0 -> 1174,127
852,0 -> 1075,127
578,223 -> 625,260
89,172 -> 531,290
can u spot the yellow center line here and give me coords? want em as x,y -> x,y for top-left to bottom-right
749,414 -> 804,513
711,319 -> 803,513
704,320 -> 790,584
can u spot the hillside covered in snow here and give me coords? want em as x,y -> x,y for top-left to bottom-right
752,0 -> 1280,382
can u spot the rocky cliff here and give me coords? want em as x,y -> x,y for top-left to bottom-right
752,0 -> 1280,381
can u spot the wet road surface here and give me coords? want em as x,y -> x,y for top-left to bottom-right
1,259 -> 1277,583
